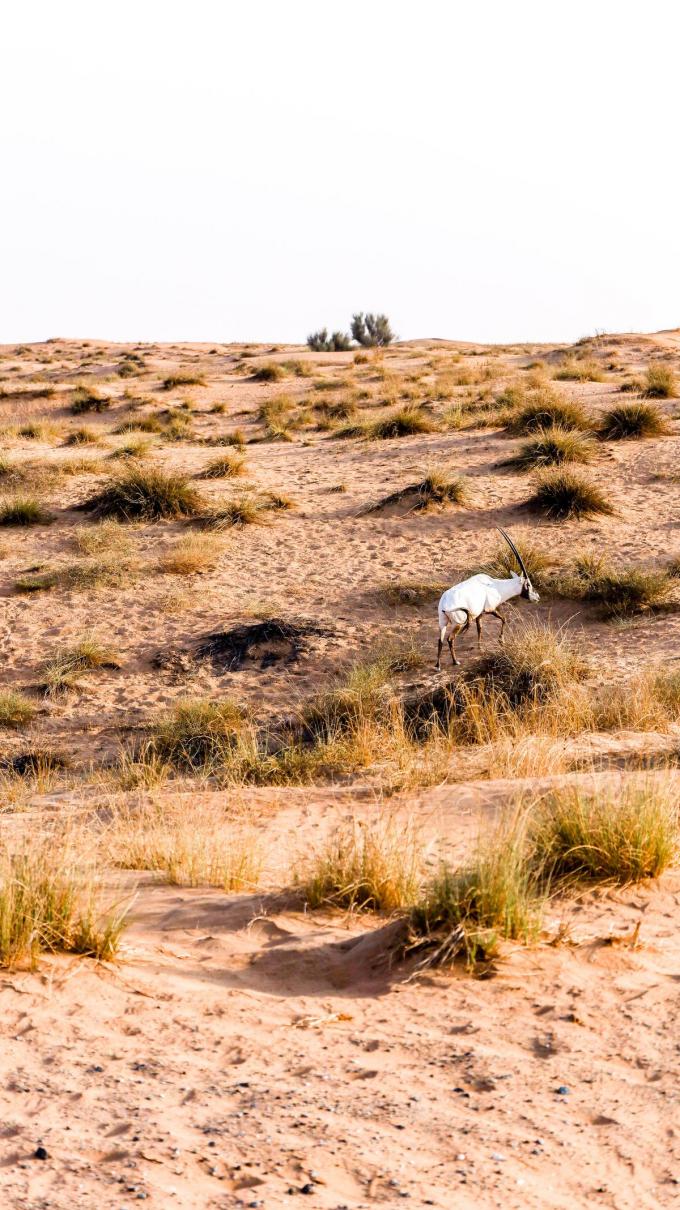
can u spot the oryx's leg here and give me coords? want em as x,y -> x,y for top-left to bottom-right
436,632 -> 444,671
475,614 -> 483,650
488,609 -> 506,644
447,625 -> 464,667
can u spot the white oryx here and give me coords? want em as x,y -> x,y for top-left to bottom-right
436,528 -> 540,670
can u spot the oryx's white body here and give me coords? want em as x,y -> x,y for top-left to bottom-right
439,572 -> 524,631
436,529 -> 540,670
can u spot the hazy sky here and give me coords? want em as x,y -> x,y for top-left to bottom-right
3,1 -> 679,345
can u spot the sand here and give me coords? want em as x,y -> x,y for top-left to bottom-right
0,332 -> 679,1207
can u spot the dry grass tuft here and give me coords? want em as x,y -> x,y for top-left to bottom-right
107,802 -> 262,890
529,781 -> 678,886
506,395 -> 591,435
644,363 -> 676,398
162,373 -> 206,390
158,533 -> 223,575
0,690 -> 36,729
145,698 -> 247,772
70,384 -> 110,414
82,467 -> 203,521
0,840 -> 127,968
598,401 -> 670,440
557,553 -> 673,617
410,816 -> 542,965
553,359 -> 603,382
507,425 -> 596,469
41,634 -> 122,697
297,818 -> 425,912
198,453 -> 246,479
0,495 -> 52,526
527,468 -> 613,519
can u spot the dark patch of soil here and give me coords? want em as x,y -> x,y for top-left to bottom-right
195,617 -> 334,673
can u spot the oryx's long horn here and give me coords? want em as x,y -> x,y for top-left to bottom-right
497,527 -> 529,580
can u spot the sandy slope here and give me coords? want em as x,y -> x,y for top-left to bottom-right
0,332 -> 679,1207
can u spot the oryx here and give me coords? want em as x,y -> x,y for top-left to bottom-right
436,528 -> 540,670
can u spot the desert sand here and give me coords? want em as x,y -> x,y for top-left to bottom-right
0,332 -> 678,1208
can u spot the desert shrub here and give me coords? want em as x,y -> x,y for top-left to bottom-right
253,362 -> 285,382
0,496 -> 52,526
146,699 -> 246,772
506,395 -> 591,435
108,802 -> 262,889
18,421 -> 57,440
198,453 -> 246,479
527,469 -> 613,519
644,363 -> 676,398
199,494 -> 267,529
64,427 -> 98,446
367,471 -> 469,512
598,401 -> 669,440
70,385 -> 110,414
297,818 -> 424,912
162,373 -> 206,389
528,781 -> 678,886
364,407 -> 436,440
72,518 -> 135,557
82,467 -> 203,520
618,378 -> 644,394
0,691 -> 36,728
410,819 -> 542,964
0,842 -> 126,967
351,312 -> 395,347
41,634 -> 121,696
508,425 -> 596,469
307,329 -> 352,352
158,534 -> 223,575
110,436 -> 152,459
557,554 -> 672,616
114,416 -> 163,434
205,428 -> 246,449
470,620 -> 587,708
553,359 -> 603,382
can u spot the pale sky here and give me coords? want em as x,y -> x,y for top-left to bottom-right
2,1 -> 679,345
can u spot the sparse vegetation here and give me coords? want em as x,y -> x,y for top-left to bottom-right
253,362 -> 285,382
158,533 -> 223,575
507,425 -> 596,469
41,634 -> 122,696
71,384 -> 110,413
529,781 -> 678,886
553,359 -> 603,382
0,495 -> 52,526
307,329 -> 352,352
82,467 -> 203,520
644,363 -> 676,398
197,453 -> 246,478
298,818 -> 424,912
0,841 -> 126,967
527,469 -> 613,519
506,395 -> 591,435
599,401 -> 669,440
108,802 -> 262,890
556,553 -> 673,617
162,373 -> 206,390
351,313 -> 395,347
366,471 -> 469,513
0,690 -> 36,729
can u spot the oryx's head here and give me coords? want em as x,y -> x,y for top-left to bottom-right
497,527 -> 540,603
